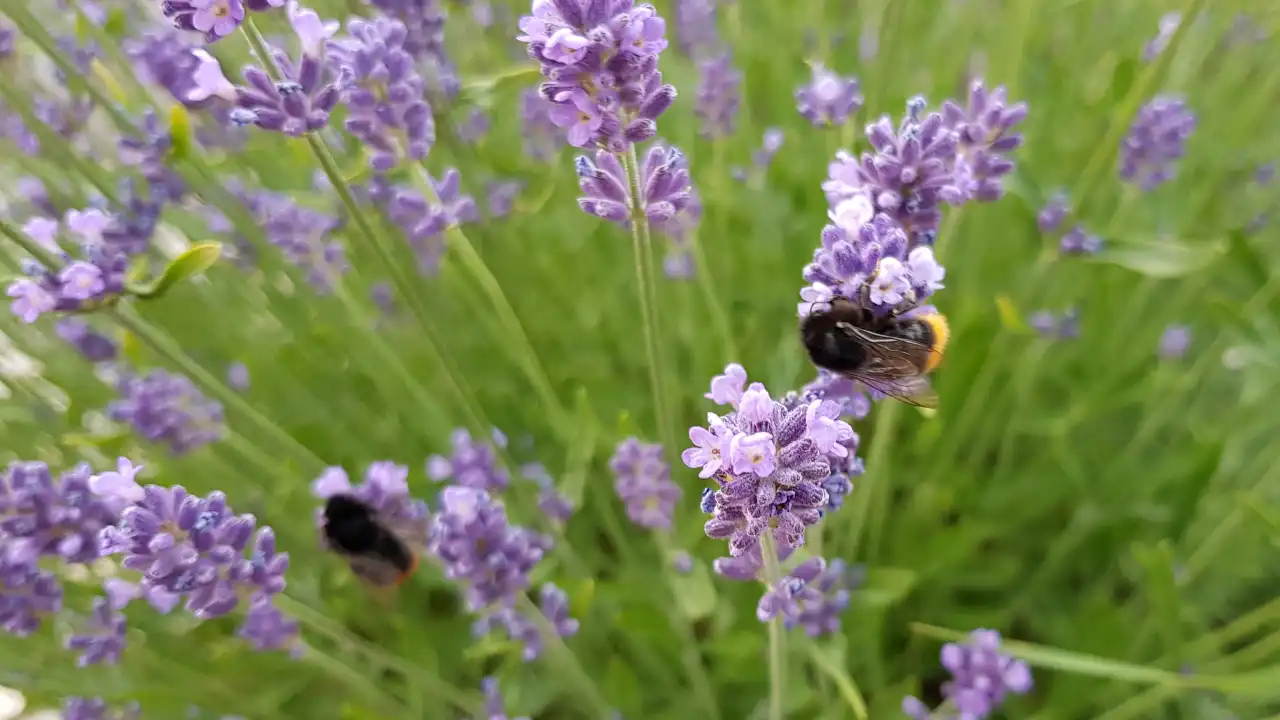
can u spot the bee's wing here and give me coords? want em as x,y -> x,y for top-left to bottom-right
840,326 -> 940,408
345,552 -> 406,587
378,513 -> 430,550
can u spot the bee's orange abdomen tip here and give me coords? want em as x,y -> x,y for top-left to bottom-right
922,313 -> 950,373
396,554 -> 419,585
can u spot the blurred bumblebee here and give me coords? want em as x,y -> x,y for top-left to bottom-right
321,494 -> 423,586
800,297 -> 949,408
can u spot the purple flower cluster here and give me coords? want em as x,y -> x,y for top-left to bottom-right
487,180 -> 525,218
96,459 -> 299,653
310,462 -> 431,543
576,143 -> 695,227
482,676 -> 531,720
231,48 -> 345,136
471,582 -> 579,661
1029,307 -> 1080,341
1119,95 -> 1196,191
107,369 -> 226,455
427,428 -> 511,493
609,437 -> 682,530
1035,194 -> 1103,255
902,629 -> 1033,719
520,88 -> 566,161
56,318 -> 119,363
163,0 -> 284,43
1036,193 -> 1069,233
375,170 -> 479,275
520,462 -> 574,523
674,0 -> 718,58
1158,324 -> 1192,360
65,596 -> 127,666
0,461 -> 125,636
328,15 -> 436,170
695,53 -> 741,138
63,697 -> 140,720
518,0 -> 677,151
795,64 -> 863,128
238,188 -> 349,291
756,557 -> 860,636
686,365 -> 860,557
368,0 -> 457,94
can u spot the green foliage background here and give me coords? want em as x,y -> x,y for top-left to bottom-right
2,0 -> 1280,717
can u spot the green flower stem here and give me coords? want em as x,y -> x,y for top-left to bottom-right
839,400 -> 900,562
0,79 -> 122,206
652,532 -> 722,720
760,533 -> 787,720
803,636 -> 868,720
66,0 -> 153,110
619,144 -> 675,457
1,3 -> 135,131
408,164 -> 571,437
687,228 -> 739,363
514,593 -> 614,718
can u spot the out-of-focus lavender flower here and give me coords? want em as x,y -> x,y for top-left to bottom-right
369,0 -> 456,93
371,281 -> 396,313
65,597 -> 127,666
1037,193 -> 1069,234
711,536 -> 795,581
940,82 -> 1027,205
521,462 -> 574,523
487,180 -> 524,218
518,0 -> 677,151
663,247 -> 694,279
753,127 -> 784,170
577,144 -> 694,227
107,370 -> 225,455
675,0 -> 719,58
118,111 -> 186,203
1059,225 -> 1103,255
1030,307 -> 1079,340
609,437 -> 682,530
0,460 -> 131,636
795,65 -> 863,128
310,462 -> 430,547
1119,95 -> 1196,191
98,464 -> 299,653
237,188 -> 348,291
1142,12 -> 1181,62
472,582 -> 578,661
903,629 -> 1033,719
520,88 -> 564,161
328,16 -> 435,170
756,557 -> 860,636
482,676 -> 531,720
1158,324 -> 1192,360
696,53 -> 740,138
457,107 -> 491,145
63,697 -> 141,720
227,362 -> 251,391
56,318 -> 117,363
1256,162 -> 1276,185
232,37 -> 346,136
427,428 -> 511,493
671,550 -> 693,574
4,212 -> 131,324
163,0 -> 247,43
686,366 -> 851,556
379,170 -> 479,275
0,23 -> 14,61
428,485 -> 550,611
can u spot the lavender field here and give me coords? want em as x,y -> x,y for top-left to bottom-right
1,0 -> 1278,718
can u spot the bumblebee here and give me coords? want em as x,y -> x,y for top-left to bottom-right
321,494 -> 421,586
800,297 -> 950,408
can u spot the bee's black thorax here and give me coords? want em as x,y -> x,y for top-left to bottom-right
323,494 -> 415,573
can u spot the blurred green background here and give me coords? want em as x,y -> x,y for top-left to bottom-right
2,0 -> 1280,717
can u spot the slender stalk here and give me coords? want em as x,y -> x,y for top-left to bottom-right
840,400 -> 900,562
803,636 -> 868,720
761,533 -> 787,720
653,532 -> 722,720
619,145 -> 675,455
687,228 -> 738,363
514,593 -> 614,717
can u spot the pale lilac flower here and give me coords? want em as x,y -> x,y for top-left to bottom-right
696,53 -> 740,138
1143,12 -> 1181,62
729,432 -> 776,477
1119,95 -> 1196,191
56,318 -> 118,363
675,0 -> 719,58
520,88 -> 563,160
609,438 -> 682,530
228,362 -> 251,391
58,262 -> 105,301
66,208 -> 113,247
682,419 -> 731,479
904,629 -> 1033,719
163,0 -> 247,43
427,428 -> 511,493
187,49 -> 238,102
705,362 -> 747,406
22,217 -> 60,252
88,457 -> 145,505
6,278 -> 56,323
868,257 -> 909,306
906,246 -> 945,293
577,144 -> 694,227
550,89 -> 604,148
756,557 -> 860,636
671,551 -> 693,574
482,676 -> 530,720
1037,193 -> 1069,233
1059,225 -> 1103,255
795,65 -> 863,127
288,0 -> 338,56
1158,324 -> 1191,359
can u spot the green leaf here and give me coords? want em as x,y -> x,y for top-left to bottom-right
1131,541 -> 1182,661
1109,57 -> 1137,105
854,567 -> 917,608
168,104 -> 194,162
103,8 -> 129,38
604,656 -> 641,713
1089,238 -> 1225,278
669,556 -> 717,621
130,242 -> 222,299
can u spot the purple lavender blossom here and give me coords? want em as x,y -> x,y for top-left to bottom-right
609,437 -> 682,530
238,188 -> 348,291
1059,225 -> 1103,255
472,582 -> 578,661
675,0 -> 719,58
118,111 -> 186,203
328,16 -> 435,170
795,65 -> 863,127
227,362 -> 251,391
233,43 -> 346,136
1119,95 -> 1196,191
0,460 -> 131,636
107,370 -> 226,455
482,676 -> 531,720
379,170 -> 479,275
520,88 -> 564,161
65,596 -> 127,666
671,550 -> 693,574
518,0 -> 678,152
162,0 -> 247,43
0,23 -> 13,61
97,469 -> 299,653
753,127 -> 784,170
1030,308 -> 1080,340
1142,12 -> 1181,62
521,462 -> 574,523
56,318 -> 118,363
310,462 -> 430,544
487,180 -> 524,218
428,485 -> 550,611
695,53 -> 740,138
1255,162 -> 1275,185
1037,193 -> 1069,234
756,557 -> 859,636
940,82 -> 1027,205
4,214 -> 131,324
686,366 -> 855,556
903,629 -> 1033,719
368,0 -> 456,93
63,697 -> 141,720
1158,324 -> 1192,360
457,107 -> 491,145
427,428 -> 511,493
577,144 -> 694,226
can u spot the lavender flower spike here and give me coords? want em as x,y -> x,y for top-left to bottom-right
233,34 -> 347,136
756,557 -> 861,636
577,144 -> 695,227
63,697 -> 141,720
795,64 -> 863,128
696,53 -> 741,138
1119,95 -> 1196,191
426,428 -> 511,493
163,0 -> 247,43
107,370 -> 225,455
609,437 -> 682,530
903,629 -> 1033,719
